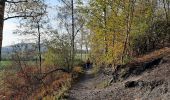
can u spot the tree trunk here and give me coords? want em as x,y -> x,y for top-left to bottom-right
37,22 -> 41,73
80,32 -> 83,61
163,0 -> 169,24
103,1 -> 108,54
71,0 -> 75,70
80,40 -> 83,61
0,1 -> 5,61
85,42 -> 88,59
122,0 -> 135,63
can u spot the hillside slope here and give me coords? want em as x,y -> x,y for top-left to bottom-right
66,47 -> 170,100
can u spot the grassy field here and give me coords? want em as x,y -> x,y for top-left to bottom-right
0,61 -> 12,70
75,54 -> 88,61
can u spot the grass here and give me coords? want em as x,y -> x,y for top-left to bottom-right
0,61 -> 12,70
0,61 -> 12,66
75,54 -> 88,61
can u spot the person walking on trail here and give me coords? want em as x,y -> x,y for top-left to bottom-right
86,58 -> 91,69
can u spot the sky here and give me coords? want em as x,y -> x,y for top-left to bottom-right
3,19 -> 19,47
2,0 -> 59,47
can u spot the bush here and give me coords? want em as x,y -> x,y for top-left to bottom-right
132,21 -> 170,55
72,66 -> 85,79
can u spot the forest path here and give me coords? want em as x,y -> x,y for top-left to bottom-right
67,69 -> 98,100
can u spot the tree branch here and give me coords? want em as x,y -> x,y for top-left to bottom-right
41,68 -> 69,79
4,13 -> 44,20
75,21 -> 84,36
6,0 -> 28,4
4,15 -> 33,20
60,0 -> 71,8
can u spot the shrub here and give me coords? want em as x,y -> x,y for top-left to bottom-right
72,66 -> 84,79
132,21 -> 170,55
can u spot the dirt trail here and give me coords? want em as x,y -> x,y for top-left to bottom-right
67,70 -> 97,100
66,69 -> 148,100
66,51 -> 170,100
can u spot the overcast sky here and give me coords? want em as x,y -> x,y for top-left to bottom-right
2,0 -> 58,47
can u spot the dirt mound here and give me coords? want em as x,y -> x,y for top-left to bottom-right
107,55 -> 170,100
111,47 -> 170,82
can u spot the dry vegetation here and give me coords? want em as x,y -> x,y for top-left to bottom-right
117,47 -> 170,70
133,47 -> 170,64
0,63 -> 85,99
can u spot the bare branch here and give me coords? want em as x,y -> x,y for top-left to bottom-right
75,21 -> 84,36
60,0 -> 71,8
6,0 -> 28,3
64,22 -> 71,35
41,68 -> 69,79
4,15 -> 33,20
4,13 -> 44,20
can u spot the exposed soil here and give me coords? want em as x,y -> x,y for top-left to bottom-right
66,48 -> 170,100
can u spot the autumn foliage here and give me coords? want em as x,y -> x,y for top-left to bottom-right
2,65 -> 72,99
